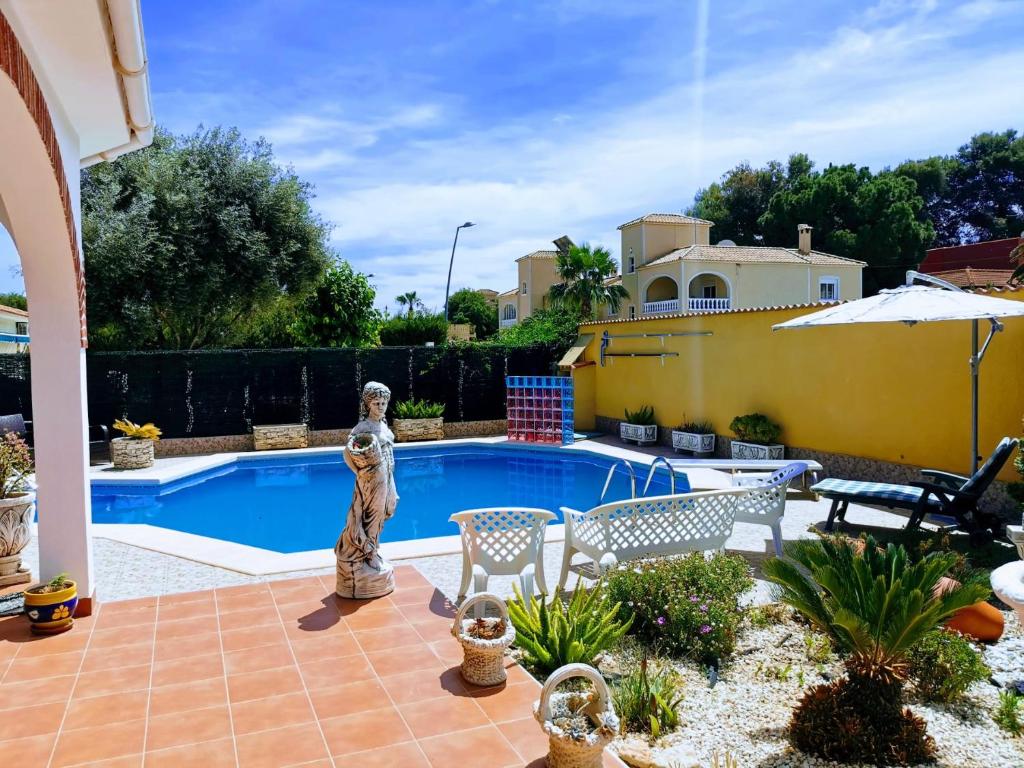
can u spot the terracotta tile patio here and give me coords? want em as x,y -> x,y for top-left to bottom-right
0,565 -> 624,767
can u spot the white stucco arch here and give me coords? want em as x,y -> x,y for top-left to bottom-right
641,274 -> 680,303
687,270 -> 733,298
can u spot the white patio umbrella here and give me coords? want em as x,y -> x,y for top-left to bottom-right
773,271 -> 1024,472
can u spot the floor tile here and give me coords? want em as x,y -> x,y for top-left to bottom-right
0,674 -> 76,709
417,724 -> 521,768
89,626 -> 155,651
0,700 -> 65,740
307,678 -> 390,720
299,654 -> 374,690
412,619 -> 458,644
81,641 -> 153,673
145,704 -> 232,751
73,663 -> 151,699
51,718 -> 146,767
380,665 -> 467,706
288,633 -> 360,664
3,649 -> 84,681
154,615 -> 214,641
470,681 -> 542,723
365,641 -> 444,678
342,606 -> 411,632
64,690 -> 149,730
221,623 -> 288,652
145,737 -> 237,768
353,625 -> 426,651
0,732 -> 58,764
96,597 -> 158,615
15,629 -> 90,657
157,590 -> 216,607
281,604 -> 345,635
397,600 -> 457,625
319,705 -> 412,756
498,716 -> 552,763
235,721 -> 330,768
150,652 -> 222,687
343,741 -> 430,767
215,582 -> 272,600
231,691 -> 316,735
428,639 -> 465,667
389,585 -> 438,607
228,664 -> 304,703
93,607 -> 156,631
218,606 -> 280,631
153,630 -> 221,661
156,598 -> 217,622
74,754 -> 144,767
224,642 -> 294,675
399,694 -> 490,739
148,676 -> 228,718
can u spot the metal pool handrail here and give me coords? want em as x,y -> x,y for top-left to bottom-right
599,459 -> 636,503
642,456 -> 679,496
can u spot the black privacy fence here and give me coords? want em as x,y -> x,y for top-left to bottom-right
0,345 -> 561,439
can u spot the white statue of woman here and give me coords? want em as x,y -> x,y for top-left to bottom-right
335,381 -> 399,598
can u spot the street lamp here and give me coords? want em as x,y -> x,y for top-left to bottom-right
444,221 -> 475,321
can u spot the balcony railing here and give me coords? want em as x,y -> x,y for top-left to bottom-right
641,299 -> 681,315
499,318 -> 517,328
687,297 -> 731,312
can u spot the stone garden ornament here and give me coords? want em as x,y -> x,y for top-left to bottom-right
335,382 -> 399,599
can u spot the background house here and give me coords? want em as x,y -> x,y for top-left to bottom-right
497,240 -> 570,327
0,302 -> 28,352
919,235 -> 1022,289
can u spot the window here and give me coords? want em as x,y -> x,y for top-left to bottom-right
702,284 -> 717,299
628,305 -> 636,320
522,282 -> 527,294
15,322 -> 27,335
819,277 -> 840,302
502,304 -> 516,321
627,248 -> 635,273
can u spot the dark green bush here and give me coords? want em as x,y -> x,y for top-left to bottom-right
729,413 -> 782,444
907,629 -> 989,703
624,405 -> 656,425
392,399 -> 445,419
606,553 -> 753,662
379,313 -> 448,346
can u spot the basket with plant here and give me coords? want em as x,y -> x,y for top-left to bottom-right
535,663 -> 619,768
392,399 -> 446,442
110,418 -> 162,470
346,431 -> 383,470
451,592 -> 516,686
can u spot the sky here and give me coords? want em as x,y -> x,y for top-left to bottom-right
1,0 -> 1023,311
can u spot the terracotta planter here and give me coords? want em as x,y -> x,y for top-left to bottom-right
393,417 -> 445,443
671,430 -> 715,454
0,492 -> 34,576
24,578 -> 78,635
111,437 -> 155,469
730,440 -> 784,460
620,422 -> 657,446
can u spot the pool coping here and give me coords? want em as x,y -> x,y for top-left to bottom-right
86,437 -> 734,575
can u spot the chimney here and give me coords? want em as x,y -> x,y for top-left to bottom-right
797,224 -> 813,255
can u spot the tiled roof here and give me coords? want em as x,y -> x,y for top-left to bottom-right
643,244 -> 866,267
515,250 -> 558,261
929,267 -> 1016,288
497,288 -> 518,298
617,213 -> 714,230
579,300 -> 845,326
967,282 -> 1023,295
0,303 -> 28,317
920,237 -> 1020,273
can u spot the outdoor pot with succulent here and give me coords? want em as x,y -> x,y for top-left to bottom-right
730,412 -> 784,459
0,431 -> 35,582
672,418 -> 716,454
24,571 -> 78,635
621,406 -> 658,446
392,398 -> 445,442
110,418 -> 162,470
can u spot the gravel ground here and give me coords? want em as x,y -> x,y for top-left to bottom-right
603,611 -> 1024,768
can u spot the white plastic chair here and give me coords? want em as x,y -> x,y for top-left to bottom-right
732,461 -> 807,556
449,507 -> 556,604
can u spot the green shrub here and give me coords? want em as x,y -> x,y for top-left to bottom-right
624,405 -> 656,425
379,313 -> 448,346
606,553 -> 753,663
392,399 -> 445,419
506,582 -> 631,677
677,418 -> 714,434
611,657 -> 684,737
906,629 -> 989,703
747,603 -> 787,628
729,413 -> 782,445
995,690 -> 1023,736
803,632 -> 834,664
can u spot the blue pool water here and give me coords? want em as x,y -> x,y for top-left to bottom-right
89,446 -> 688,553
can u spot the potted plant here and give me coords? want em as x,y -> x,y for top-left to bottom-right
451,592 -> 516,686
620,406 -> 658,446
110,418 -> 162,469
534,663 -> 618,768
24,572 -> 78,635
0,432 -> 34,587
672,418 -> 715,455
729,413 -> 783,460
392,399 -> 445,442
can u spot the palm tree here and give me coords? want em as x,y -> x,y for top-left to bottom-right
763,536 -> 989,764
548,243 -> 629,319
395,291 -> 421,318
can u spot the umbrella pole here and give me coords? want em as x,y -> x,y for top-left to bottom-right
971,319 -> 979,474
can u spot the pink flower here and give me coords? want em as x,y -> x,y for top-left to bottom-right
699,624 -> 712,634
656,616 -> 666,626
689,595 -> 699,603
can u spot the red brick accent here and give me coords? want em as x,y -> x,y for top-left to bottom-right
0,11 -> 88,347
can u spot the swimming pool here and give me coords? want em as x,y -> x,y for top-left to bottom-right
90,445 -> 689,553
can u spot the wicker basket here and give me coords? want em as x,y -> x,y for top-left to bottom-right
346,432 -> 382,470
534,663 -> 618,768
451,592 -> 516,687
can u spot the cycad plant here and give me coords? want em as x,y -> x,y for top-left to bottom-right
548,243 -> 629,319
762,535 -> 990,765
507,582 -> 631,677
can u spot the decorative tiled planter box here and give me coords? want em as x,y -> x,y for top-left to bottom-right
0,492 -> 34,587
620,422 -> 658,446
111,437 -> 155,469
253,423 -> 308,451
672,430 -> 715,454
731,440 -> 784,460
393,417 -> 445,443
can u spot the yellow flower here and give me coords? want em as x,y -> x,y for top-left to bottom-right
52,604 -> 70,620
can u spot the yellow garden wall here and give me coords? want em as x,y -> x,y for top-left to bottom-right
573,294 -> 1024,480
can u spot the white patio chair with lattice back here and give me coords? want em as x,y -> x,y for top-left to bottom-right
731,461 -> 807,556
449,507 -> 556,604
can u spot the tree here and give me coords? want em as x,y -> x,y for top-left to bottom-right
395,291 -> 422,318
497,306 -> 583,351
82,126 -> 330,350
0,292 -> 26,311
379,313 -> 447,346
447,288 -> 497,339
548,243 -> 629,319
290,260 -> 381,347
